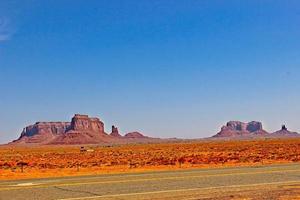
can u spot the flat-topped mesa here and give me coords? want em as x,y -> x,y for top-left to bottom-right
14,114 -> 110,145
16,122 -> 71,144
70,114 -> 104,133
20,122 -> 71,138
51,114 -> 110,144
11,114 -> 157,145
110,125 -> 122,137
214,121 -> 268,138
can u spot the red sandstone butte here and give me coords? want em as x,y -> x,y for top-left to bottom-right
213,121 -> 269,138
213,121 -> 299,138
12,114 -> 153,145
110,125 -> 122,137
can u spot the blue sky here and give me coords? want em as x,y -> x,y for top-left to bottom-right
0,1 -> 300,143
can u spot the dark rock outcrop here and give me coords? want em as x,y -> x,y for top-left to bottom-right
214,121 -> 268,138
110,126 -> 122,137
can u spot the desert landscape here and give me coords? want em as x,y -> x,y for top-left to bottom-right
1,1 -> 300,199
1,114 -> 300,200
1,138 -> 300,180
1,114 -> 300,181
2,136 -> 300,199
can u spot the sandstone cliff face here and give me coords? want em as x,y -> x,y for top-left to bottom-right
20,122 -> 71,137
13,114 -> 153,145
49,114 -> 110,145
70,114 -> 104,133
17,122 -> 71,144
214,121 -> 268,137
14,114 -> 110,145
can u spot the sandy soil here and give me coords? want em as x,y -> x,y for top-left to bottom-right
0,138 -> 300,180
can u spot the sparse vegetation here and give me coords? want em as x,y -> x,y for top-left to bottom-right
1,138 -> 300,180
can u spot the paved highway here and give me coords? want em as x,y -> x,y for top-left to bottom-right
1,163 -> 300,200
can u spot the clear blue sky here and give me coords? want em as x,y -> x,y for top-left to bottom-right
1,1 -> 300,143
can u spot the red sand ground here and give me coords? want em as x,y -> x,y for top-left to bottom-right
1,138 -> 300,180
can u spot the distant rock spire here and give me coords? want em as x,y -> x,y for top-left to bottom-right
270,124 -> 299,137
110,125 -> 122,137
281,125 -> 288,131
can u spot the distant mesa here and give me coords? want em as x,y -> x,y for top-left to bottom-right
11,114 -> 153,145
10,116 -> 300,145
214,121 -> 268,138
213,121 -> 299,138
109,126 -> 148,139
124,132 -> 148,139
17,121 -> 72,144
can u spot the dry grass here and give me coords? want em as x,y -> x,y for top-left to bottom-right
1,138 -> 300,180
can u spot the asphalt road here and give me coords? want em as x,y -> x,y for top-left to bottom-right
1,163 -> 300,200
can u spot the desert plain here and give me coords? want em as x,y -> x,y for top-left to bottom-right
1,138 -> 300,181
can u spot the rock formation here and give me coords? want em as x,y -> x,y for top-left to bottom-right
213,121 -> 300,138
271,125 -> 299,137
110,126 -> 122,137
70,114 -> 105,133
12,114 -> 153,145
13,114 -> 110,145
50,114 -> 111,145
16,122 -> 71,144
124,132 -> 148,139
214,121 -> 268,138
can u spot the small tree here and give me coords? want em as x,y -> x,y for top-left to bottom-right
178,157 -> 185,168
17,162 -> 28,173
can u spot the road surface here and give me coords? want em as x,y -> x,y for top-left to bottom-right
1,163 -> 300,200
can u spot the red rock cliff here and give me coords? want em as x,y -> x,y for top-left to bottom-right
20,122 -> 71,137
214,121 -> 268,138
12,114 -> 154,145
70,114 -> 104,133
14,114 -> 109,144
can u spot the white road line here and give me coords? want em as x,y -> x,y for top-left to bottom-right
1,168 -> 300,191
57,180 -> 300,200
12,182 -> 41,187
39,163 -> 300,182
